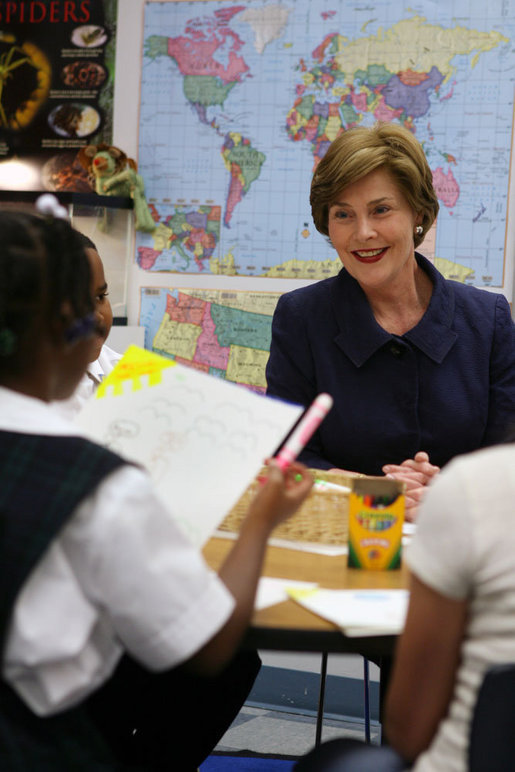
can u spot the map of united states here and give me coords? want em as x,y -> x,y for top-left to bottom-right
140,288 -> 280,392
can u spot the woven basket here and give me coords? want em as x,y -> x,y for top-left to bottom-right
219,468 -> 354,545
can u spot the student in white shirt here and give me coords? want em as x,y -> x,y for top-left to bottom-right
0,202 -> 314,771
295,436 -> 515,772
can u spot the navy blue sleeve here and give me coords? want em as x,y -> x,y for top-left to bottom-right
266,292 -> 333,469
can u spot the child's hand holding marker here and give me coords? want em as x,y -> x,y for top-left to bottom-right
250,460 -> 314,530
257,393 -> 334,492
251,392 -> 334,527
274,393 -> 334,470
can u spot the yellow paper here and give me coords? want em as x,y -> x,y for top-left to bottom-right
96,345 -> 175,398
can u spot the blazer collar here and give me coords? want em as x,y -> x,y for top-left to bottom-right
331,253 -> 458,367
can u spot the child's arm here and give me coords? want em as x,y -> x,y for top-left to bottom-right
184,461 -> 313,674
384,573 -> 467,761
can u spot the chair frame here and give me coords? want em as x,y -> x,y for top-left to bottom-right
469,662 -> 515,771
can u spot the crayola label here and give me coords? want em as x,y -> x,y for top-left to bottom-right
348,479 -> 404,570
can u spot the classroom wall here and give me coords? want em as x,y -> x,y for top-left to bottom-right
113,0 -> 515,327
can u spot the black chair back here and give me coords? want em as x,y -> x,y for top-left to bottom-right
469,663 -> 515,771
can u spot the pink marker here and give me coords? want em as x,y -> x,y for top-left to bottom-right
275,393 -> 333,471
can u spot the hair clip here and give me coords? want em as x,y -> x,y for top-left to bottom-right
65,312 -> 97,344
35,193 -> 69,221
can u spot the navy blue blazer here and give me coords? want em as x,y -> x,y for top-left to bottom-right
266,254 -> 515,475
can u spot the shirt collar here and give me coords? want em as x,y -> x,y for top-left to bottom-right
331,253 -> 458,367
0,386 -> 87,436
87,358 -> 104,384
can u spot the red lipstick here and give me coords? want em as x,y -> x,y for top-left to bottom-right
351,247 -> 388,263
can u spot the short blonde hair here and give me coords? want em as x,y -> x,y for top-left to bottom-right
310,123 -> 439,248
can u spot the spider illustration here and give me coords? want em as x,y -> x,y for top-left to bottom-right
0,39 -> 51,129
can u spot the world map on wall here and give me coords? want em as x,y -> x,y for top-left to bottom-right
137,0 -> 514,288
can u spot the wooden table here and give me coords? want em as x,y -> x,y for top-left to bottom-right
203,536 -> 410,743
203,536 -> 408,658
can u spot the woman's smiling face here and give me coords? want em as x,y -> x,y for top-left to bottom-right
327,167 -> 421,293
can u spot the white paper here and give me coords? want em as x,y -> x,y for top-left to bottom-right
288,588 -> 409,635
75,347 -> 303,547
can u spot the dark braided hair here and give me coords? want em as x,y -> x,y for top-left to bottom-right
0,211 -> 93,375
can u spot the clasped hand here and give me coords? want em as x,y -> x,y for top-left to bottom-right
383,451 -> 440,522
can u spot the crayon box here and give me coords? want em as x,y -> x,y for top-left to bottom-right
348,478 -> 405,570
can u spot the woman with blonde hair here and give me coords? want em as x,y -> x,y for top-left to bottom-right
266,122 -> 515,519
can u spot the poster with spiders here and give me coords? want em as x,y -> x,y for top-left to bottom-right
0,0 -> 117,192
